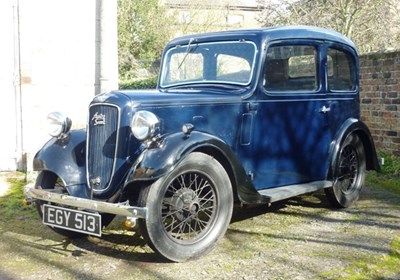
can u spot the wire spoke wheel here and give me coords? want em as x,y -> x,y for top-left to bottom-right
325,134 -> 366,208
162,172 -> 216,243
138,152 -> 233,262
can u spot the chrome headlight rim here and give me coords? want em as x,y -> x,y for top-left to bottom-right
131,110 -> 160,141
46,112 -> 72,138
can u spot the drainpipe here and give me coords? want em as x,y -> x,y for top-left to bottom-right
13,0 -> 23,171
95,0 -> 119,95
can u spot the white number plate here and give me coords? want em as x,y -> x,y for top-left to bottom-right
43,204 -> 102,237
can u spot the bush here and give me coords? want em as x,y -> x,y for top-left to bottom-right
367,153 -> 400,196
379,153 -> 400,176
119,76 -> 158,90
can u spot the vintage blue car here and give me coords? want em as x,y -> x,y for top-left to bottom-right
25,26 -> 380,262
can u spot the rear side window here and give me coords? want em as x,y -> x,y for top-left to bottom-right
327,48 -> 356,91
264,45 -> 318,92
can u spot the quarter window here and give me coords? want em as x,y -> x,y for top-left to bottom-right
327,48 -> 356,91
264,45 -> 318,92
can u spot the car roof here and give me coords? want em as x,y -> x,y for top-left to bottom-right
166,26 -> 357,51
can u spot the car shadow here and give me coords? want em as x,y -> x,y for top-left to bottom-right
70,232 -> 167,263
66,191 -> 331,263
14,188 -> 398,264
231,189 -> 329,224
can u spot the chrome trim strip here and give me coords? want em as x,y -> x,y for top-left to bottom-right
25,184 -> 147,219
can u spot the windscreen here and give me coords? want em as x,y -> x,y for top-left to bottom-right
160,41 -> 257,88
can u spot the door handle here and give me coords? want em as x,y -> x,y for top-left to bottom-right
246,102 -> 258,112
319,105 -> 331,114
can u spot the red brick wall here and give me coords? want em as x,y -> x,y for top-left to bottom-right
359,51 -> 400,156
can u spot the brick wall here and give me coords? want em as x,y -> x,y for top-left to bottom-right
360,51 -> 400,156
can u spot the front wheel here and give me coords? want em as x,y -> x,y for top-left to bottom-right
325,134 -> 366,208
138,152 -> 233,262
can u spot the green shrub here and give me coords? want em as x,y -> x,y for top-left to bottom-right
367,153 -> 400,196
119,76 -> 158,90
379,153 -> 400,176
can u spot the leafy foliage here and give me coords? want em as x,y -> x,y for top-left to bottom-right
119,76 -> 158,90
257,0 -> 400,53
380,153 -> 400,176
118,0 -> 174,80
366,153 -> 400,196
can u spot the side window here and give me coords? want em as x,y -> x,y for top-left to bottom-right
264,45 -> 318,92
327,48 -> 356,91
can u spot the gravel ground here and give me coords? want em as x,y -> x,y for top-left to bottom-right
0,174 -> 399,280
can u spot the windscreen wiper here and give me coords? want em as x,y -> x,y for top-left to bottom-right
178,38 -> 197,70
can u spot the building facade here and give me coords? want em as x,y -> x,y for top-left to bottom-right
163,0 -> 261,36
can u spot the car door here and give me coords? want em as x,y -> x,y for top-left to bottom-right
238,41 -> 332,190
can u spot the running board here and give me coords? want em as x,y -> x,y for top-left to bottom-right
258,180 -> 332,203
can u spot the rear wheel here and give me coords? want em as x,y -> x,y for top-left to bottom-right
35,171 -> 115,238
325,134 -> 366,208
138,152 -> 233,262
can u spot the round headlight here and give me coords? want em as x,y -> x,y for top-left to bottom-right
131,111 -> 160,141
47,112 -> 72,138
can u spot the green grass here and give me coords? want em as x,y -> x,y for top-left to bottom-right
0,174 -> 36,220
322,237 -> 400,280
367,174 -> 400,197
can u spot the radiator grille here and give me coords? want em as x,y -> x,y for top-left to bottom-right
87,104 -> 119,191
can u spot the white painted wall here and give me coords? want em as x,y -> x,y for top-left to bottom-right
0,0 -> 118,171
0,0 -> 18,170
19,0 -> 98,161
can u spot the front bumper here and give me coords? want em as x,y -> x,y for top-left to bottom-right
24,183 -> 147,219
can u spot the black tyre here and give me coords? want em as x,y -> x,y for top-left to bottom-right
138,152 -> 233,262
325,134 -> 366,208
35,171 -> 115,238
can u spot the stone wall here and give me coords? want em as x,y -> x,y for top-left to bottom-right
359,51 -> 400,156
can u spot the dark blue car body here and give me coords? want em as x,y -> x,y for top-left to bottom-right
27,26 -> 380,262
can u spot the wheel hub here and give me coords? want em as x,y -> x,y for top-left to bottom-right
170,188 -> 200,221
